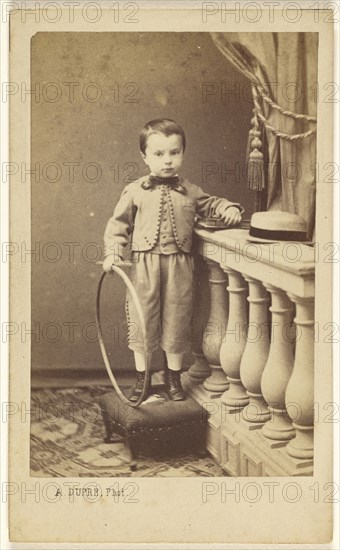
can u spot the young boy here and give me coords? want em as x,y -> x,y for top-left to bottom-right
103,119 -> 243,402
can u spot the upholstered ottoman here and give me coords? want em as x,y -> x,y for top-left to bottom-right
97,388 -> 208,471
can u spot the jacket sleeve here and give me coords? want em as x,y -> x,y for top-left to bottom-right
195,186 -> 245,217
104,186 -> 136,258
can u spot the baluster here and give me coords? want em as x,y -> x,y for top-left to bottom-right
240,276 -> 271,422
261,285 -> 295,440
189,351 -> 211,383
285,295 -> 314,459
188,255 -> 211,382
202,260 -> 229,393
220,268 -> 249,409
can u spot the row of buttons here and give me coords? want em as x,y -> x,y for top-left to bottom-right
160,190 -> 176,250
166,187 -> 184,247
143,186 -> 190,250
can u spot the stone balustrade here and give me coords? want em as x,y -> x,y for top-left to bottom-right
186,227 -> 315,476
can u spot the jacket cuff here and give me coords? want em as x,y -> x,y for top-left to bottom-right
225,203 -> 245,216
105,243 -> 137,261
215,202 -> 245,217
104,243 -> 126,260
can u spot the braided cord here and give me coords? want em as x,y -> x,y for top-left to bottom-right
256,110 -> 316,141
256,85 -> 317,123
252,85 -> 316,141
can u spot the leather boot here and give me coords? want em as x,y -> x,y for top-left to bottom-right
165,369 -> 186,401
129,372 -> 151,403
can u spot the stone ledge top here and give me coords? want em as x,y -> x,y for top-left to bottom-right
194,227 -> 316,278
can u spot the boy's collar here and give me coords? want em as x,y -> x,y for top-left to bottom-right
141,175 -> 187,194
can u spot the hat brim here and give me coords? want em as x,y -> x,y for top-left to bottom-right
246,235 -> 280,244
246,235 -> 314,246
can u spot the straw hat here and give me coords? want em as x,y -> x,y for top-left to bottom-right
247,211 -> 310,244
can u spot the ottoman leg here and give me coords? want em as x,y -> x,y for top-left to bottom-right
102,417 -> 113,443
126,437 -> 138,471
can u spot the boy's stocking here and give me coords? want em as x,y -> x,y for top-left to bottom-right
165,352 -> 184,372
133,351 -> 153,372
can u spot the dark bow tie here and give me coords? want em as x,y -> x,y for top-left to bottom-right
141,175 -> 187,195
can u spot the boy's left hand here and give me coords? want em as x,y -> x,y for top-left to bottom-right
221,206 -> 242,227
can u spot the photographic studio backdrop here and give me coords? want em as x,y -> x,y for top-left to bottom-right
31,32 -> 254,382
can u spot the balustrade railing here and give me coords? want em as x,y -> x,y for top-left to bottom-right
188,227 -> 315,472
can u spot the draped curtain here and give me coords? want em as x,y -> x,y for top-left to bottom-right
211,33 -> 318,239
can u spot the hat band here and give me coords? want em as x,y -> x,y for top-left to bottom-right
249,226 -> 307,242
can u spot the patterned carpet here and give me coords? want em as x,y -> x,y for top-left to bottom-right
30,386 -> 226,477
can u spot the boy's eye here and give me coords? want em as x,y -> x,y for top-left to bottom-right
154,152 -> 163,156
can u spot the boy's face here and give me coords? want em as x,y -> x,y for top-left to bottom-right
141,133 -> 184,178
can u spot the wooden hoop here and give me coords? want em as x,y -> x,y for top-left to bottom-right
95,265 -> 151,408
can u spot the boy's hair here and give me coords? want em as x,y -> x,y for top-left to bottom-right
140,118 -> 186,154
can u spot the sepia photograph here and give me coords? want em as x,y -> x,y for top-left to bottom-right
28,29 -> 319,478
3,2 -> 337,545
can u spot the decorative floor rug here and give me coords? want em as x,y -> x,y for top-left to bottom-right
30,386 -> 227,477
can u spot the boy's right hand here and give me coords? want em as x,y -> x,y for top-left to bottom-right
102,254 -> 122,272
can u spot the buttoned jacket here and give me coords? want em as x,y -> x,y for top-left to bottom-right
104,176 -> 244,256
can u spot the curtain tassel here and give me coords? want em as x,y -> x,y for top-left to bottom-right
247,110 -> 265,192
